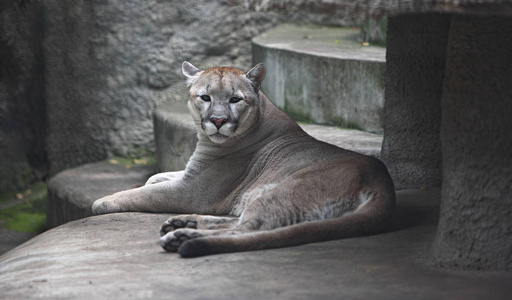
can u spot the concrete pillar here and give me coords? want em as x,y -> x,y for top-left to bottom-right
433,15 -> 512,271
381,14 -> 451,189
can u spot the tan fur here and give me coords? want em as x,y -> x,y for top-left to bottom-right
92,62 -> 395,257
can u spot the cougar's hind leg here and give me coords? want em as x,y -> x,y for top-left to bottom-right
162,159 -> 395,256
235,164 -> 365,232
234,189 -> 311,232
159,214 -> 239,236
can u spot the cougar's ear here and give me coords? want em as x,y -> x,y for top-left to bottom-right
245,63 -> 266,91
182,61 -> 202,86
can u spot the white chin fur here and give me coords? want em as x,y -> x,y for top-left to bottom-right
208,133 -> 229,144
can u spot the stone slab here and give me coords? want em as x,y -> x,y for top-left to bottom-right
2,188 -> 512,299
252,24 -> 386,133
46,161 -> 154,229
153,101 -> 383,172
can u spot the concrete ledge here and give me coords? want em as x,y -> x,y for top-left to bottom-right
153,102 -> 198,173
46,160 -> 154,229
2,188 -> 512,299
252,24 -> 386,133
154,101 -> 383,173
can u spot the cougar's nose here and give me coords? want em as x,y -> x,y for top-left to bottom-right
210,117 -> 227,129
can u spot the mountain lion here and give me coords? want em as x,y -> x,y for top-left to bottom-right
92,62 -> 395,257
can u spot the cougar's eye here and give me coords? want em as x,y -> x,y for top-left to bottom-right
229,96 -> 243,104
200,95 -> 211,102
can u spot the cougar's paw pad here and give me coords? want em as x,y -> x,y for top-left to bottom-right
159,217 -> 197,236
160,229 -> 202,252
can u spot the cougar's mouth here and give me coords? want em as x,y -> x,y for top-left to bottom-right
211,133 -> 227,138
208,132 -> 229,144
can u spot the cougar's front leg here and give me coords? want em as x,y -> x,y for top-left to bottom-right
92,179 -> 192,215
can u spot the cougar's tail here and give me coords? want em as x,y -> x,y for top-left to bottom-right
177,208 -> 393,258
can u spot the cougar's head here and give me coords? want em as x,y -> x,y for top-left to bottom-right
182,61 -> 266,144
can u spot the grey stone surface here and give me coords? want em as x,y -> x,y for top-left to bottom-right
43,0 -> 280,176
0,1 -> 46,192
253,24 -> 386,133
0,229 -> 36,256
433,15 -> 512,271
2,188 -> 512,299
153,101 -> 382,172
47,161 -> 154,229
380,14 -> 449,190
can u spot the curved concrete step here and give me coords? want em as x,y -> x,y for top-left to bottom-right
153,101 -> 383,173
252,24 -> 386,133
3,188 -> 512,299
46,160 -> 154,229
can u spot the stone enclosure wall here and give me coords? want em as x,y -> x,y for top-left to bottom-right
0,1 -> 46,193
0,0 -> 280,192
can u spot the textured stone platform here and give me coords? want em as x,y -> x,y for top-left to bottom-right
2,188 -> 511,299
154,101 -> 383,172
46,160 -> 154,229
252,24 -> 386,133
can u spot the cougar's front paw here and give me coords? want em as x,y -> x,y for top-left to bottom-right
159,215 -> 198,236
160,229 -> 202,252
92,196 -> 122,215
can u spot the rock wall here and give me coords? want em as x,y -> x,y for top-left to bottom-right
44,0 -> 279,175
380,14 -> 450,189
228,0 -> 512,18
0,1 -> 46,192
0,0 -> 280,190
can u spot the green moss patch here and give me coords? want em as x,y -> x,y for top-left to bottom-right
0,191 -> 17,205
0,182 -> 47,233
